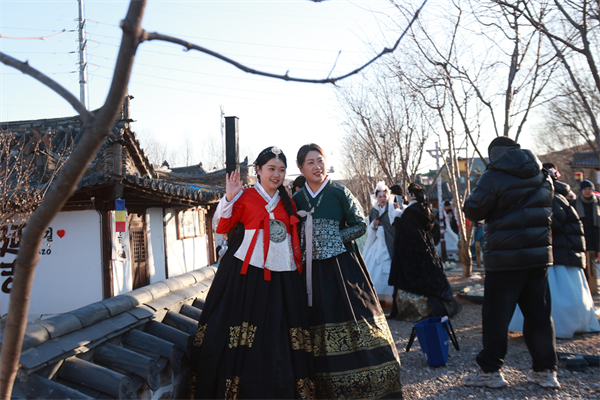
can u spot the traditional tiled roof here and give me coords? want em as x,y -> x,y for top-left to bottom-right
77,172 -> 224,204
1,104 -> 226,207
156,157 -> 255,188
4,266 -> 216,399
568,151 -> 600,168
422,180 -> 453,200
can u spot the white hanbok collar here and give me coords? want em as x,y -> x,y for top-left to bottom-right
407,200 -> 418,207
305,176 -> 330,198
375,203 -> 387,217
255,181 -> 280,212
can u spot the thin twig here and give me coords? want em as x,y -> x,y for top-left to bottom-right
328,50 -> 342,79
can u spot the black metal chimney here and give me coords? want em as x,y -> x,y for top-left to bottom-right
225,116 -> 239,175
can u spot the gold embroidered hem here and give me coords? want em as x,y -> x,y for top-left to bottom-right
290,327 -> 313,352
316,359 -> 401,400
189,372 -> 197,398
296,378 -> 316,399
229,322 -> 257,348
193,324 -> 207,347
225,376 -> 241,400
312,314 -> 396,357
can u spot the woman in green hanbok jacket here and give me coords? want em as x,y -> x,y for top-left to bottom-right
293,143 -> 402,399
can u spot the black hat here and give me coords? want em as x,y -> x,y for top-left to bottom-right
581,180 -> 595,191
488,136 -> 520,162
390,185 -> 403,196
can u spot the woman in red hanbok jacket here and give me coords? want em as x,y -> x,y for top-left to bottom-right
189,147 -> 315,399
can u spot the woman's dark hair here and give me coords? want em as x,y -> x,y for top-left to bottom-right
254,146 -> 294,217
390,185 -> 403,197
292,175 -> 306,194
408,183 -> 426,205
296,143 -> 325,168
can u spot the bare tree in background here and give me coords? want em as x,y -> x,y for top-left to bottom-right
0,128 -> 73,230
137,129 -> 178,167
494,0 -> 600,160
337,67 -> 432,204
340,132 -> 382,213
0,0 -> 427,396
381,0 -> 559,276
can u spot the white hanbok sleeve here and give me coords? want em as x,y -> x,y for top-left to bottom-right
212,190 -> 243,231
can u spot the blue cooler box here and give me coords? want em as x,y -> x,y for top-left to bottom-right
406,316 -> 459,367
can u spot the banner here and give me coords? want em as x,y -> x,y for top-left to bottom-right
115,199 -> 126,232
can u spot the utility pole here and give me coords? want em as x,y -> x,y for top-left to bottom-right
77,0 -> 89,109
220,105 -> 225,168
427,142 -> 448,259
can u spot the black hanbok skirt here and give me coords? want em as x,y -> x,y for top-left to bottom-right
189,224 -> 315,399
309,243 -> 402,399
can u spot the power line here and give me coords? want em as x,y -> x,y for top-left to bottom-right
87,72 -> 332,106
85,33 -> 357,67
88,62 -> 331,100
148,3 -> 381,22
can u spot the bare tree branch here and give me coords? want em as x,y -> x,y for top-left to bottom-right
141,0 -> 428,85
0,2 -> 148,397
0,29 -> 66,40
0,52 -> 92,124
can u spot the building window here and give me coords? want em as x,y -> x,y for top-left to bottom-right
176,207 -> 207,239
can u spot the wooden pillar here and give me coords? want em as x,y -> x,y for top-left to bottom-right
206,206 -> 216,265
585,251 -> 599,295
101,209 -> 113,299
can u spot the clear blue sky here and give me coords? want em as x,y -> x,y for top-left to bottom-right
1,0 -> 410,176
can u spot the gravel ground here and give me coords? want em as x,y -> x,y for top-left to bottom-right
386,271 -> 600,400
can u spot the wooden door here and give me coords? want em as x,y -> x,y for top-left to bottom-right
129,211 -> 149,289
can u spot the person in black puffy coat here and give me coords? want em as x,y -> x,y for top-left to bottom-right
509,163 -> 599,338
461,137 -> 559,390
571,179 -> 600,295
550,171 -> 586,269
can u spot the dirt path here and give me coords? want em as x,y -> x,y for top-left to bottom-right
386,270 -> 600,399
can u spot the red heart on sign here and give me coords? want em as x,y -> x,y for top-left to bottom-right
57,230 -> 65,238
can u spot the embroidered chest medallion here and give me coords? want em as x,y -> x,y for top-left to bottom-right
269,220 -> 287,243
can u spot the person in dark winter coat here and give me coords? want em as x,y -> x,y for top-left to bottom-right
462,137 -> 559,390
388,183 -> 460,319
572,179 -> 600,295
551,174 -> 586,268
510,163 -> 599,338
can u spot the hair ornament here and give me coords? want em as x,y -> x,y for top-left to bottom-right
271,146 -> 281,162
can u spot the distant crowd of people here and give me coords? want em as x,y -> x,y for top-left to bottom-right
187,138 -> 599,399
362,136 -> 599,393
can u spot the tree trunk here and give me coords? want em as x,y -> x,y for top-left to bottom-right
0,3 -> 148,398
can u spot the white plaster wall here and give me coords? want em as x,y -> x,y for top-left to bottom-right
164,208 -> 209,278
147,208 -> 166,284
0,210 -> 102,322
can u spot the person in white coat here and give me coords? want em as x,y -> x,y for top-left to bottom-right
363,182 -> 403,305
